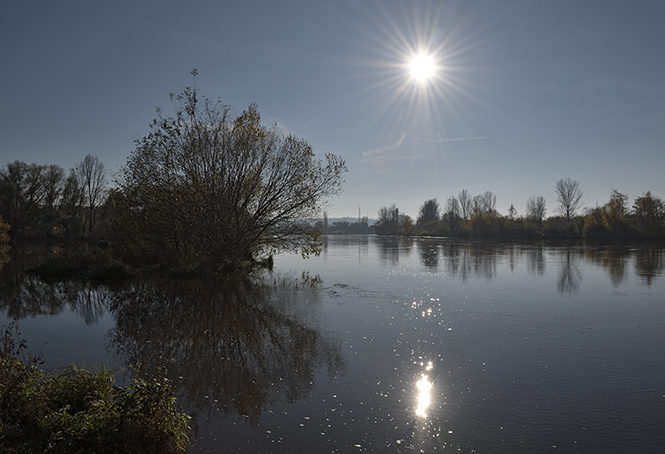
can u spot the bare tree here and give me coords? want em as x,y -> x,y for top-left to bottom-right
472,191 -> 496,217
481,191 -> 497,214
59,169 -> 86,238
443,196 -> 461,232
75,154 -> 107,235
525,196 -> 547,224
444,196 -> 460,220
458,189 -> 472,220
555,178 -> 583,220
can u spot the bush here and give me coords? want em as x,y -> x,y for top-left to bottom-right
0,322 -> 190,453
32,248 -> 133,281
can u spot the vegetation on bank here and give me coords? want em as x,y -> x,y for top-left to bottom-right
30,247 -> 134,281
0,322 -> 190,453
372,183 -> 665,241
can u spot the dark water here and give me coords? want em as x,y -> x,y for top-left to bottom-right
1,236 -> 664,453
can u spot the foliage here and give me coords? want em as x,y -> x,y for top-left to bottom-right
0,157 -> 108,241
372,182 -> 664,241
0,215 -> 9,254
112,86 -> 346,272
0,322 -> 190,453
633,191 -> 665,237
601,190 -> 629,234
375,204 -> 402,235
583,209 -> 609,239
0,161 -> 49,240
416,198 -> 440,226
401,214 -> 415,235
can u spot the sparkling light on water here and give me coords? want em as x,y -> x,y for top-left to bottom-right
416,374 -> 433,417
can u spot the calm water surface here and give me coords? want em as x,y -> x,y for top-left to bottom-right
1,236 -> 664,453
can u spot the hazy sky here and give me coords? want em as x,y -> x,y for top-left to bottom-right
2,1 -> 664,219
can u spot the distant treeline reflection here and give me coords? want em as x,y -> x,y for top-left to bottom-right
371,237 -> 664,290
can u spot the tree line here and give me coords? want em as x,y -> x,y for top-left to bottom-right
374,178 -> 665,240
0,155 -> 108,242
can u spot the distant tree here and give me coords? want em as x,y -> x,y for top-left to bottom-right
458,190 -> 472,220
507,204 -> 517,220
58,169 -> 86,239
555,178 -> 583,220
525,196 -> 547,224
112,87 -> 346,270
482,191 -> 497,214
401,214 -> 415,235
0,161 -> 47,239
444,196 -> 460,220
40,165 -> 65,236
472,191 -> 496,217
417,198 -> 440,226
602,190 -> 628,232
633,191 -> 664,235
42,165 -> 65,212
443,196 -> 462,234
583,207 -> 608,238
375,204 -> 401,235
75,155 -> 107,235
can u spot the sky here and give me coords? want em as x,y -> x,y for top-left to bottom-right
2,0 -> 664,219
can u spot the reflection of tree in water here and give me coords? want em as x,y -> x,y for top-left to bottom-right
634,246 -> 665,286
417,239 -> 439,270
600,247 -> 630,287
583,246 -> 625,287
557,247 -> 583,294
526,244 -> 545,276
376,236 -> 402,265
442,242 -> 497,281
0,249 -> 8,274
0,260 -> 111,324
107,273 -> 344,426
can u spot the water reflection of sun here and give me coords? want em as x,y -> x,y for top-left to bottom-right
416,374 -> 433,417
416,360 -> 434,417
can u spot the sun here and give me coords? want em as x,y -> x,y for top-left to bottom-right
409,53 -> 436,83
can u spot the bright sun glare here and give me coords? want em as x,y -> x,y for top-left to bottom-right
409,53 -> 436,83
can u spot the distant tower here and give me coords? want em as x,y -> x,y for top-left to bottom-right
358,205 -> 361,223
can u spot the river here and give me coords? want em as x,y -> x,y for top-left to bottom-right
1,236 -> 664,453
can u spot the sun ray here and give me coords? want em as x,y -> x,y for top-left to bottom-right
327,1 -> 503,166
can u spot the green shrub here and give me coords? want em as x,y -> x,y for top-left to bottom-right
0,322 -> 190,453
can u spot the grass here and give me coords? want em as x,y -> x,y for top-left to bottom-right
0,322 -> 190,453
